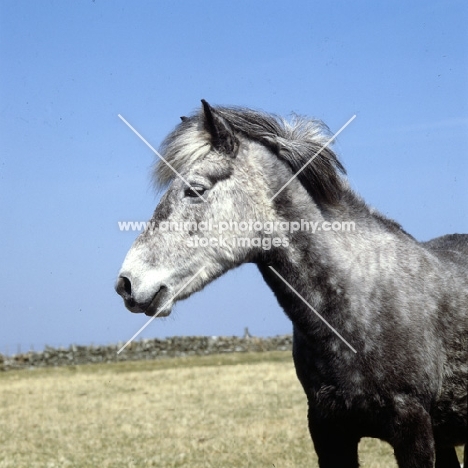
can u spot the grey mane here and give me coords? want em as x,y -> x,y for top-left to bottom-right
156,104 -> 414,239
156,105 -> 346,206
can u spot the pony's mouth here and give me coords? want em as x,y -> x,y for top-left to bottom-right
144,286 -> 171,317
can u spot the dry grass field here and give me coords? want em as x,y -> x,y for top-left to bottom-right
0,351 -> 463,467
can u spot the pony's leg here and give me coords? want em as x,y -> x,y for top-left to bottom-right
308,417 -> 359,468
435,447 -> 461,468
311,431 -> 360,468
390,404 -> 435,468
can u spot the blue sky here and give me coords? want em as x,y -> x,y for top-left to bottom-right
1,1 -> 467,353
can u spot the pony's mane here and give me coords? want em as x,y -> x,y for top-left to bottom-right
156,105 -> 346,205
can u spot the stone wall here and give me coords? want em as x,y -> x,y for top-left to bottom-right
0,334 -> 293,371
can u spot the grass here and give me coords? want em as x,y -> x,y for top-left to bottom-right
0,351 -> 463,467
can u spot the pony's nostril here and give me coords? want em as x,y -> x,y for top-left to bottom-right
116,276 -> 132,298
122,277 -> 132,295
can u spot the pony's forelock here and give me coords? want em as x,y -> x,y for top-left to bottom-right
154,117 -> 211,189
154,105 -> 346,205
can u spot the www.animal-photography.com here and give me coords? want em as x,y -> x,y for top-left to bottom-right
1,1 -> 466,467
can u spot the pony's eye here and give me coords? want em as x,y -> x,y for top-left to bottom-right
184,186 -> 206,198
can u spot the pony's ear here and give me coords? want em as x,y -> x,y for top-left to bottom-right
180,116 -> 189,122
201,99 -> 239,157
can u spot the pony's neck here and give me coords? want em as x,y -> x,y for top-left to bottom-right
257,187 -> 413,343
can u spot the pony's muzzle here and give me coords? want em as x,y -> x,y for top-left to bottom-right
115,275 -> 170,316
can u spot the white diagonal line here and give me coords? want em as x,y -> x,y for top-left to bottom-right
268,266 -> 357,354
118,114 -> 207,202
269,114 -> 356,201
117,267 -> 206,354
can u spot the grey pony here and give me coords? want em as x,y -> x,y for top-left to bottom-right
116,101 -> 467,468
